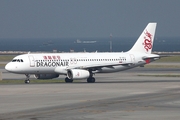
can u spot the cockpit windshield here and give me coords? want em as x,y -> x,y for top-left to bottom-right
12,59 -> 24,62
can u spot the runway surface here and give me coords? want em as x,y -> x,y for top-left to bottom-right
0,63 -> 180,120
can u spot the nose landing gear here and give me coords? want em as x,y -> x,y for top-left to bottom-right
25,74 -> 30,84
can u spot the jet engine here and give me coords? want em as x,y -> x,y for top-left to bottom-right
34,74 -> 59,79
67,69 -> 90,79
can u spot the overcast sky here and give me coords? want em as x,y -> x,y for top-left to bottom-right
0,0 -> 180,39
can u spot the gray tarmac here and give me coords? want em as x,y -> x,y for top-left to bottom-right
0,63 -> 180,120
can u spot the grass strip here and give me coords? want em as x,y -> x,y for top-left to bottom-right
138,74 -> 180,77
0,79 -> 65,84
0,64 -> 6,67
0,55 -> 16,61
156,56 -> 180,62
144,65 -> 180,68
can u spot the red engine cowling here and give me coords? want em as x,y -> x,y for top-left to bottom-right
67,69 -> 90,79
34,74 -> 59,79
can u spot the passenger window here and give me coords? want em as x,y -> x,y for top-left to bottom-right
12,59 -> 16,62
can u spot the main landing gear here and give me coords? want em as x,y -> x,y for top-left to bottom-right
87,77 -> 95,83
65,77 -> 96,83
25,74 -> 30,84
65,77 -> 73,83
87,71 -> 95,83
64,71 -> 96,83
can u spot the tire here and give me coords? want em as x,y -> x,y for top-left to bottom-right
87,77 -> 95,83
25,80 -> 30,84
65,77 -> 73,83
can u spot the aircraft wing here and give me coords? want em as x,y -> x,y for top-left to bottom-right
67,62 -> 131,70
55,62 -> 132,74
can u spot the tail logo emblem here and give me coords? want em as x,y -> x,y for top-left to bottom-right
143,30 -> 152,52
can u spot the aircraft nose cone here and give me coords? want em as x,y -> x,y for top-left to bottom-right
5,63 -> 22,73
5,63 -> 13,72
5,63 -> 11,71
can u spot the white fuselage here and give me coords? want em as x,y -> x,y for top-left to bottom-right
5,52 -> 148,75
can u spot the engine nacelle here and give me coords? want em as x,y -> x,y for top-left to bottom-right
67,69 -> 90,79
34,74 -> 59,79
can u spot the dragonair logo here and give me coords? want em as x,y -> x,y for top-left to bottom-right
143,30 -> 152,52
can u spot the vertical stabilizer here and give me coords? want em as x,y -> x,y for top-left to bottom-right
128,23 -> 157,54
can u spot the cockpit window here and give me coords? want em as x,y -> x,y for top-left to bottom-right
12,59 -> 17,62
12,59 -> 24,62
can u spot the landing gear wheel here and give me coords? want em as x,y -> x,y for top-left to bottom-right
65,77 -> 73,83
25,74 -> 30,84
25,80 -> 30,84
87,77 -> 95,83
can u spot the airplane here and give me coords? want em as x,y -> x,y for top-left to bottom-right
5,23 -> 160,84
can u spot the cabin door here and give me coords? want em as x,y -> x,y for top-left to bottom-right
129,54 -> 135,64
28,56 -> 35,67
